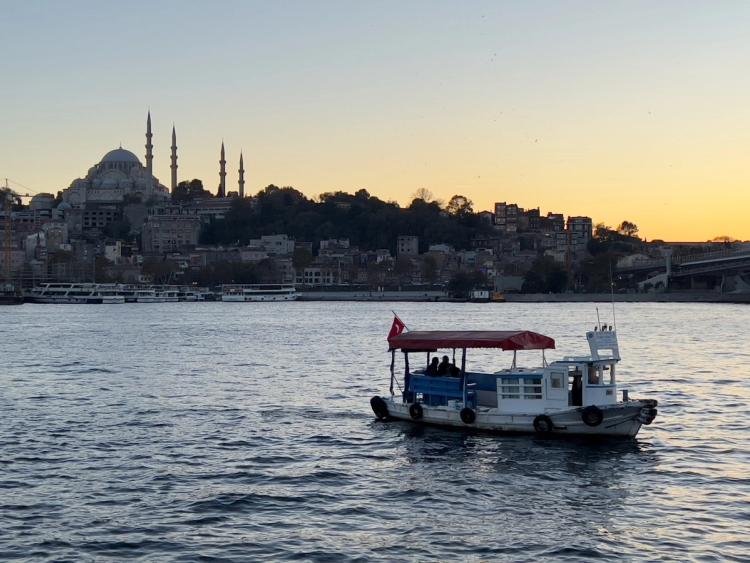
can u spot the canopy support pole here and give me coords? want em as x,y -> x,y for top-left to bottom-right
461,348 -> 467,405
403,352 -> 410,403
389,350 -> 395,396
512,350 -> 517,369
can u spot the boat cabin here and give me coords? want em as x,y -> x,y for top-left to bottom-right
387,328 -> 621,413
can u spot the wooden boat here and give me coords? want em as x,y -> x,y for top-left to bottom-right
370,317 -> 657,437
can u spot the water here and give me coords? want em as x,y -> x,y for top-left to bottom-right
1,302 -> 748,561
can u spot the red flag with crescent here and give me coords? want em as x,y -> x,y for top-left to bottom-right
387,315 -> 406,340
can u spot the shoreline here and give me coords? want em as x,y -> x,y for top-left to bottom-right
296,291 -> 750,304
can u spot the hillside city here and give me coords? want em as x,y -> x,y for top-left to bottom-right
2,115 -> 747,296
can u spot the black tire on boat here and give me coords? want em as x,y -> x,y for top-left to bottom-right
460,407 -> 476,425
370,396 -> 389,420
409,403 -> 423,420
533,414 -> 554,434
643,408 -> 657,425
581,405 -> 604,427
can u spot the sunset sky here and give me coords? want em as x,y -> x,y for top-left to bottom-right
2,1 -> 749,241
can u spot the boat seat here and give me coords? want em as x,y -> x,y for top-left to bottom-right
409,374 -> 463,406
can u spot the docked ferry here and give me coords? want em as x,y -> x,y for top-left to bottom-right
1,283 -> 23,305
221,284 -> 297,302
370,317 -> 657,438
25,283 -> 125,304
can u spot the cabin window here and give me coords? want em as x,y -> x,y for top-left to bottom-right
587,364 -> 598,384
500,378 -> 520,399
550,372 -> 564,389
523,378 -> 543,399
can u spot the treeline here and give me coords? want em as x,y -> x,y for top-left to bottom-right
194,185 -> 494,253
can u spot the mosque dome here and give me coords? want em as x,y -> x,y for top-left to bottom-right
100,148 -> 141,165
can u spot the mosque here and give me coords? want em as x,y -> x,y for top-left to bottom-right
61,112 -> 245,208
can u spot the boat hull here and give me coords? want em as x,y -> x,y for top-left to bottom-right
377,397 -> 656,438
222,294 -> 298,302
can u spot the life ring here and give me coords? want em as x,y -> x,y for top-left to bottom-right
581,405 -> 604,427
460,407 -> 476,424
533,414 -> 554,434
409,403 -> 424,420
370,396 -> 389,420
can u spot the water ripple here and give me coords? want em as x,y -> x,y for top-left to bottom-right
1,302 -> 749,561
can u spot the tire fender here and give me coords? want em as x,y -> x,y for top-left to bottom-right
460,407 -> 476,425
409,403 -> 424,420
533,414 -> 554,433
581,405 -> 604,427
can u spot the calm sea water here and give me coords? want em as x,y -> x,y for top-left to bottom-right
1,302 -> 748,561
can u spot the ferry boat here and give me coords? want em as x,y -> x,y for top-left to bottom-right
25,283 -> 125,304
370,317 -> 658,438
156,287 -> 180,302
0,283 -> 23,305
221,284 -> 298,302
177,287 -> 206,301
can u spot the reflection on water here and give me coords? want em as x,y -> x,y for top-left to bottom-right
0,302 -> 748,561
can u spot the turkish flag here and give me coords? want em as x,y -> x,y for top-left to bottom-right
387,315 -> 406,340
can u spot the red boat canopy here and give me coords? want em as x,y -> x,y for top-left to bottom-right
388,330 -> 555,351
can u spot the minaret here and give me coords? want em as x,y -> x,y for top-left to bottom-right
219,141 -> 226,197
170,125 -> 178,192
238,152 -> 245,198
145,111 -> 153,177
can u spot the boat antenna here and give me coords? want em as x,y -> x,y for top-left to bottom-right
596,306 -> 601,330
609,261 -> 617,331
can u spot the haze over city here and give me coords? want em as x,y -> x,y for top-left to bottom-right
2,0 -> 749,241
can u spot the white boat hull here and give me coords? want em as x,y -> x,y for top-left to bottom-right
222,294 -> 297,302
378,397 -> 656,438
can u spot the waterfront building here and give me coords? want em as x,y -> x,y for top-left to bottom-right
397,235 -> 419,256
142,207 -> 201,254
494,202 -> 521,233
567,216 -> 593,254
544,212 -> 565,232
247,234 -> 295,256
30,193 -> 56,211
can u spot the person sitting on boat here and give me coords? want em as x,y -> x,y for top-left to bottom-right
449,364 -> 460,377
425,357 -> 440,376
437,356 -> 451,376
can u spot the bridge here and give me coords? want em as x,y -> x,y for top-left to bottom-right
616,247 -> 750,291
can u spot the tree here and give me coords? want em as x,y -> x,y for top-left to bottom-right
172,179 -> 211,203
617,220 -> 639,239
103,216 -> 131,240
594,223 -> 615,241
142,257 -> 179,284
446,194 -> 473,216
521,256 -> 569,293
421,255 -> 438,283
411,187 -> 435,203
292,247 -> 313,271
448,270 -> 488,298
